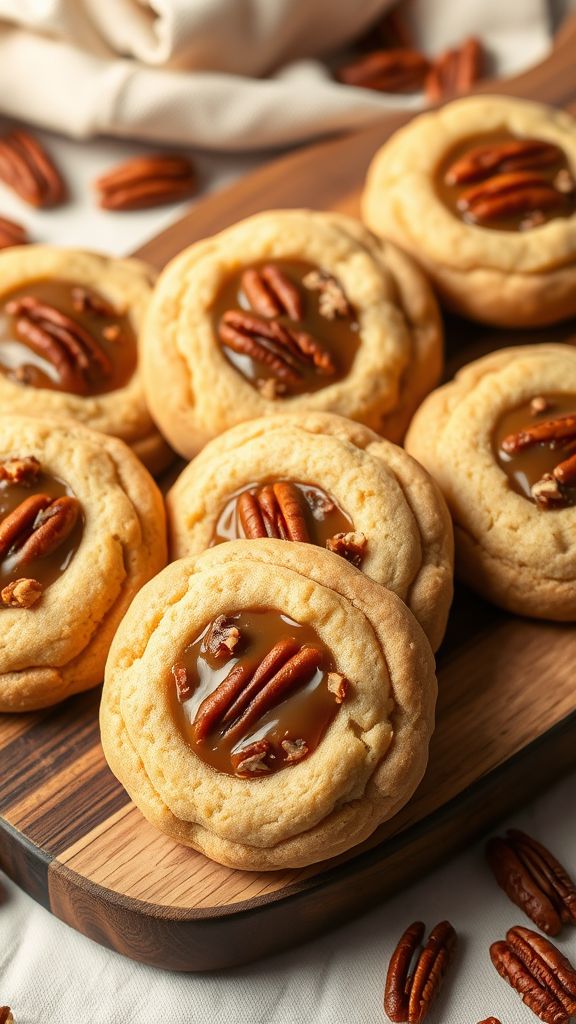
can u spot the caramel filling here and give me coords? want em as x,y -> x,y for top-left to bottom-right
211,480 -> 354,549
494,393 -> 576,509
437,131 -> 576,231
0,456 -> 84,605
171,608 -> 347,778
0,279 -> 137,396
211,259 -> 359,398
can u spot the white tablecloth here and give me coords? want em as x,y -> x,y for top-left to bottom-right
1,10 -> 576,1017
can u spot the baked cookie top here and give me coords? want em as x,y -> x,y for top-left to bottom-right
0,415 -> 167,711
101,540 -> 437,870
362,96 -> 576,327
0,246 -> 170,472
167,412 -> 453,650
405,344 -> 576,618
141,210 -> 442,457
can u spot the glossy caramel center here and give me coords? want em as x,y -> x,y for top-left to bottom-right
211,259 -> 359,398
211,480 -> 353,548
0,279 -> 137,396
171,608 -> 346,778
0,457 -> 84,604
494,393 -> 576,508
437,131 -> 576,232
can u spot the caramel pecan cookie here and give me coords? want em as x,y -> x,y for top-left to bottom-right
141,210 -> 443,458
405,344 -> 576,619
362,96 -> 576,327
100,540 -> 436,870
0,245 -> 172,473
167,412 -> 453,650
0,415 -> 166,711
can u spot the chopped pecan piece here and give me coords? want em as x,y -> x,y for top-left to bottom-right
237,482 -> 311,542
1,577 -> 42,608
337,49 -> 429,93
205,614 -> 241,658
486,829 -> 576,936
327,672 -> 348,704
0,455 -> 40,485
302,269 -> 352,320
530,395 -> 551,416
531,474 -> 566,509
94,154 -> 198,210
281,737 -> 309,764
241,264 -> 303,321
230,740 -> 272,777
71,286 -> 117,318
553,452 -> 576,487
326,530 -> 367,567
172,663 -> 193,702
490,926 -> 576,1023
6,295 -> 113,395
0,1008 -> 14,1024
425,37 -> 484,103
0,129 -> 66,207
384,919 -> 457,1023
476,1019 -> 502,1024
0,213 -> 28,250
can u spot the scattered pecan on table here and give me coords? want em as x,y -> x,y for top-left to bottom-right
337,48 -> 430,93
384,919 -> 457,1023
94,154 -> 198,210
0,1007 -> 14,1024
425,37 -> 484,102
0,128 -> 66,207
5,294 -> 113,394
476,1019 -> 502,1024
486,829 -> 576,936
490,925 -> 576,1024
0,214 -> 28,250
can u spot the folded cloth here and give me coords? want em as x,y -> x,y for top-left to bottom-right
0,0 -> 556,150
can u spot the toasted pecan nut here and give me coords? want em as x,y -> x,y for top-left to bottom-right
17,495 -> 80,565
0,1007 -> 14,1024
230,740 -> 272,777
94,154 -> 198,210
205,614 -> 241,658
0,129 -> 66,208
0,455 -> 40,484
384,919 -> 457,1023
487,830 -> 576,935
337,48 -> 430,93
501,414 -> 576,455
219,309 -> 335,381
1,577 -> 42,608
0,493 -> 51,559
425,37 -> 483,103
490,926 -> 576,1023
476,1019 -> 502,1024
242,264 -> 303,321
326,530 -> 367,567
302,269 -> 352,319
0,213 -> 28,250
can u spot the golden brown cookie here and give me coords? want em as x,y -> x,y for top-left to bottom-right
0,245 -> 173,473
167,412 -> 453,650
100,539 -> 437,870
405,344 -> 576,619
141,210 -> 443,458
362,96 -> 576,327
0,415 -> 167,711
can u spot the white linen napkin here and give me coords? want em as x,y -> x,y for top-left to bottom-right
0,0 -> 557,150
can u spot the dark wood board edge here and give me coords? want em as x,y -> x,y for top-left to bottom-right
134,15 -> 576,271
0,817 -> 52,911
41,711 -> 576,972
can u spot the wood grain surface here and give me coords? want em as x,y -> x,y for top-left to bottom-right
1,17 -> 576,971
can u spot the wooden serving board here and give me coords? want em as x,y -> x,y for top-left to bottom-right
2,20 -> 576,973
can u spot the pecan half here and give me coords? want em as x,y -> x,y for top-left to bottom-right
193,639 -> 323,748
326,530 -> 367,567
501,414 -> 576,454
1,577 -> 42,608
302,269 -> 352,320
553,452 -> 576,486
230,740 -> 272,777
0,1008 -> 14,1024
6,295 -> 113,394
490,926 -> 576,1023
237,482 -> 310,543
0,494 -> 80,566
487,830 -> 576,936
0,129 -> 66,207
457,170 -> 564,225
0,455 -> 40,485
384,919 -> 457,1023
337,49 -> 429,93
476,1019 -> 502,1024
0,214 -> 28,250
94,154 -> 198,210
219,309 -> 335,382
445,139 -> 564,187
241,265 -> 303,321
205,614 -> 241,658
172,663 -> 193,702
425,37 -> 484,102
